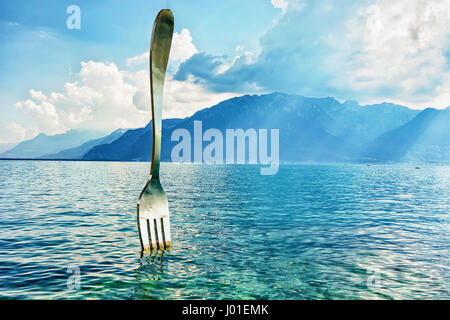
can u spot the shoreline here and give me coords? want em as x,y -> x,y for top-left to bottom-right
1,158 -> 449,166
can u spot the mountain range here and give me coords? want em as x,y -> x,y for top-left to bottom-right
0,142 -> 17,154
1,93 -> 449,163
0,129 -> 106,159
82,119 -> 183,161
38,128 -> 127,159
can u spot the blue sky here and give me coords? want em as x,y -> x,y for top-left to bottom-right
1,0 -> 449,142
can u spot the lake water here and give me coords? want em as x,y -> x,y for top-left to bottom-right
0,160 -> 448,299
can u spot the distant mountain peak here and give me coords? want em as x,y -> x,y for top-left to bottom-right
4,92 -> 448,164
343,100 -> 360,107
1,129 -> 106,159
80,92 -> 434,163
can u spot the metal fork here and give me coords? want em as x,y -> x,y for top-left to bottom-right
137,9 -> 174,251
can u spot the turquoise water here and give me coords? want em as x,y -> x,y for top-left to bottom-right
0,160 -> 448,299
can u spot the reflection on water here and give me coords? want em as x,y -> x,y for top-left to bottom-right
136,250 -> 167,281
0,161 -> 448,299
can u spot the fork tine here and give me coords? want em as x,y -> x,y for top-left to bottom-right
155,218 -> 163,249
138,218 -> 150,251
148,219 -> 157,250
162,216 -> 171,248
137,203 -> 150,251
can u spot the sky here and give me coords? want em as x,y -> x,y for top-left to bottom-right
0,0 -> 449,143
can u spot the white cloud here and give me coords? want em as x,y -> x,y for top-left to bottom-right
270,0 -> 305,13
124,69 -> 150,111
229,0 -> 450,109
216,56 -> 240,74
126,28 -> 197,67
271,0 -> 288,13
163,74 -> 237,118
0,122 -> 38,143
171,29 -> 198,62
15,99 -> 58,118
1,122 -> 29,143
10,28 -> 238,141
216,51 -> 256,75
113,26 -> 238,121
124,69 -> 238,119
340,0 -> 450,108
13,61 -> 149,137
6,123 -> 26,140
14,99 -> 62,133
126,51 -> 148,68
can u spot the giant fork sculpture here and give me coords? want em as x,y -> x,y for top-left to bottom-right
137,9 -> 174,251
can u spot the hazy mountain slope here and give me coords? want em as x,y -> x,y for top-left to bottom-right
0,130 -> 106,158
0,142 -> 18,154
363,108 -> 450,162
331,100 -> 419,146
39,129 -> 127,159
82,119 -> 183,161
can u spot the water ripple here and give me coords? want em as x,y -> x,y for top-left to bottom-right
0,161 -> 448,299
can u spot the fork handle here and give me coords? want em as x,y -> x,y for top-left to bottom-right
149,9 -> 174,179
